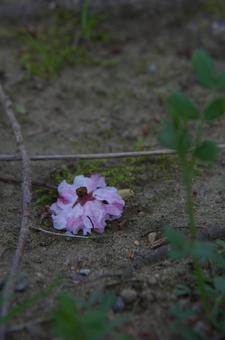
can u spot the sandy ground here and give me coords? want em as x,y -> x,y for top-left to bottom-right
0,3 -> 225,339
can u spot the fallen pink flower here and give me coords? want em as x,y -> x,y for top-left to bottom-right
50,174 -> 125,235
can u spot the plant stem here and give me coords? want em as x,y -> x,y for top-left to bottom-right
181,158 -> 196,240
180,156 -> 210,314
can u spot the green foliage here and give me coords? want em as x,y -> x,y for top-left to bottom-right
174,284 -> 192,297
203,97 -> 225,121
170,303 -> 199,340
192,49 -> 217,89
81,0 -> 97,40
15,103 -> 27,115
168,92 -> 199,120
54,291 -> 127,340
193,141 -> 220,162
164,225 -> 191,259
159,48 -> 225,337
192,49 -> 225,90
18,8 -> 108,78
201,0 -> 225,18
159,118 -> 177,149
0,279 -> 58,325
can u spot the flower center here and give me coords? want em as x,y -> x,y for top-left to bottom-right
76,186 -> 94,206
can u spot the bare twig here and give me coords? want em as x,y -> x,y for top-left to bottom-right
0,85 -> 32,339
31,226 -> 90,239
0,149 -> 175,161
0,144 -> 224,161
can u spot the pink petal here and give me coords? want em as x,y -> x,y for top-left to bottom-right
57,180 -> 77,208
73,175 -> 91,190
93,187 -> 125,207
83,201 -> 107,233
66,204 -> 84,234
89,174 -> 106,192
52,212 -> 67,230
93,187 -> 124,218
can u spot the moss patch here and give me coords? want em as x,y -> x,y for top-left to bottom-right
35,156 -> 179,206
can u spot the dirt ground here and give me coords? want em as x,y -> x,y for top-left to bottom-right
0,2 -> 225,339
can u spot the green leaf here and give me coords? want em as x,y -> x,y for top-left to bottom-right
168,92 -> 199,120
203,97 -> 225,121
176,127 -> 191,156
192,49 -> 217,89
54,293 -> 85,340
191,241 -> 217,261
164,225 -> 191,259
170,303 -> 196,321
174,284 -> 192,297
159,118 -> 177,149
193,141 -> 220,162
191,241 -> 225,268
216,71 -> 225,90
15,103 -> 27,114
214,277 -> 225,293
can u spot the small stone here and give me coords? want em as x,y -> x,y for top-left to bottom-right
113,296 -> 125,312
134,240 -> 140,246
147,232 -> 157,246
194,321 -> 209,337
212,21 -> 225,38
79,269 -> 90,276
148,277 -> 158,285
120,288 -> 137,304
16,272 -> 28,292
148,64 -> 157,74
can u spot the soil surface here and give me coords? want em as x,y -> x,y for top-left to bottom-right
0,2 -> 225,339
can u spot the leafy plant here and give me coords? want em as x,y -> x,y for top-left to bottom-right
159,49 -> 225,333
54,291 -> 128,340
18,7 -> 108,78
0,279 -> 59,325
81,0 -> 97,40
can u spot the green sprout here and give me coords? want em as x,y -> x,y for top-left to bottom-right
159,49 -> 225,333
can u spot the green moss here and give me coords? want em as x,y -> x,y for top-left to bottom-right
35,156 -> 178,206
201,0 -> 225,18
18,8 -> 111,78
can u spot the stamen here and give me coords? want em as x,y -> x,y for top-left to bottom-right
76,186 -> 88,198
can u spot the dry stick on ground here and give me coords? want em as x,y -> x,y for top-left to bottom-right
0,85 -> 32,340
0,144 -> 225,161
0,149 -> 176,161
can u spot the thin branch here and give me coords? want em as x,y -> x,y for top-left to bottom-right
0,84 -> 32,339
0,144 -> 224,161
31,226 -> 90,239
0,149 -> 175,161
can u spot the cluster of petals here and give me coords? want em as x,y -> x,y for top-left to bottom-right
50,174 -> 125,235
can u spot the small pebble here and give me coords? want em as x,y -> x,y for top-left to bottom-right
113,296 -> 125,312
120,288 -> 137,304
16,272 -> 28,292
194,321 -> 209,336
79,268 -> 90,276
1,272 -> 29,293
147,232 -> 157,246
148,63 -> 157,74
148,277 -> 158,285
134,240 -> 140,246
